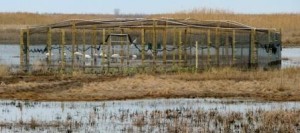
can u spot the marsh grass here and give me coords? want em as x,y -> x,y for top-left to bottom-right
0,11 -> 299,45
151,9 -> 300,46
0,65 -> 9,77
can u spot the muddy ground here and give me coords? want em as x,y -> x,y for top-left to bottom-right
0,68 -> 299,101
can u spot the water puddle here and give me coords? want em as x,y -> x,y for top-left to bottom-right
0,98 -> 300,132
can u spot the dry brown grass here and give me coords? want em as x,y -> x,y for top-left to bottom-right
0,12 -> 114,25
0,12 -> 299,45
0,67 -> 299,101
0,65 -> 9,77
151,10 -> 300,46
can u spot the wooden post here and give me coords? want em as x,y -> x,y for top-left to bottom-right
20,29 -> 24,71
184,28 -> 188,65
163,22 -> 167,65
82,30 -> 86,69
195,41 -> 198,69
152,20 -> 157,66
107,31 -> 111,71
178,30 -> 182,66
120,29 -> 124,65
71,22 -> 76,70
225,32 -> 229,65
141,28 -> 145,65
250,28 -> 257,66
61,29 -> 65,72
127,33 -> 130,66
268,29 -> 272,63
102,29 -> 106,66
232,30 -> 236,65
215,28 -> 220,66
47,27 -> 52,66
172,28 -> 176,65
93,26 -> 97,66
207,29 -> 211,66
26,28 -> 30,71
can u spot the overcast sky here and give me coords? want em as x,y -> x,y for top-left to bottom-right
0,0 -> 299,14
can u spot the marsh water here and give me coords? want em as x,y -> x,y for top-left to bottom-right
1,45 -> 300,132
0,98 -> 300,132
0,44 -> 298,69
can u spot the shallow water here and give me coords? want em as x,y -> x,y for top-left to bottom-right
0,98 -> 300,132
282,47 -> 300,68
0,44 -> 298,68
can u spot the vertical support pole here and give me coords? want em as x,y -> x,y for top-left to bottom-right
71,22 -> 76,70
279,28 -> 282,59
47,27 -> 52,66
152,20 -> 157,66
61,29 -> 65,72
92,26 -> 97,66
120,29 -> 124,65
207,29 -> 211,66
178,30 -> 182,66
102,29 -> 106,66
189,29 -> 192,66
195,41 -> 198,70
225,32 -> 229,65
127,34 -> 130,66
268,29 -> 272,63
82,30 -> 86,69
232,30 -> 236,65
201,34 -> 204,64
215,28 -> 220,66
163,22 -> 167,65
20,29 -> 24,71
250,28 -> 257,66
172,28 -> 176,65
141,27 -> 145,65
107,31 -> 111,71
184,28 -> 188,65
26,28 -> 30,72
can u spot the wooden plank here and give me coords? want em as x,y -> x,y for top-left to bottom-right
225,32 -> 229,65
163,22 -> 167,65
232,30 -> 236,65
172,28 -> 176,65
102,29 -> 106,66
152,20 -> 157,66
250,28 -> 257,65
26,28 -> 30,71
71,22 -> 76,70
195,41 -> 198,69
121,29 -> 124,65
82,29 -> 86,68
47,27 -> 52,65
19,29 -> 24,71
215,28 -> 220,66
184,28 -> 187,65
207,29 -> 211,66
61,29 -> 66,72
178,30 -> 182,66
92,26 -> 97,66
141,27 -> 145,65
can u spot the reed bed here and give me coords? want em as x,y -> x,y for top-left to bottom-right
151,10 -> 300,46
1,108 -> 299,132
0,11 -> 299,45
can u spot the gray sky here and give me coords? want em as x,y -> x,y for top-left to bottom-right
0,0 -> 299,14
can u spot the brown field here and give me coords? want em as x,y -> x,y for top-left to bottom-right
0,67 -> 299,101
0,11 -> 299,46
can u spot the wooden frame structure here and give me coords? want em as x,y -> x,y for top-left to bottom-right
19,18 -> 282,73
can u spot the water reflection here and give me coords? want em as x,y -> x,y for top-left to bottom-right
0,98 -> 300,132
